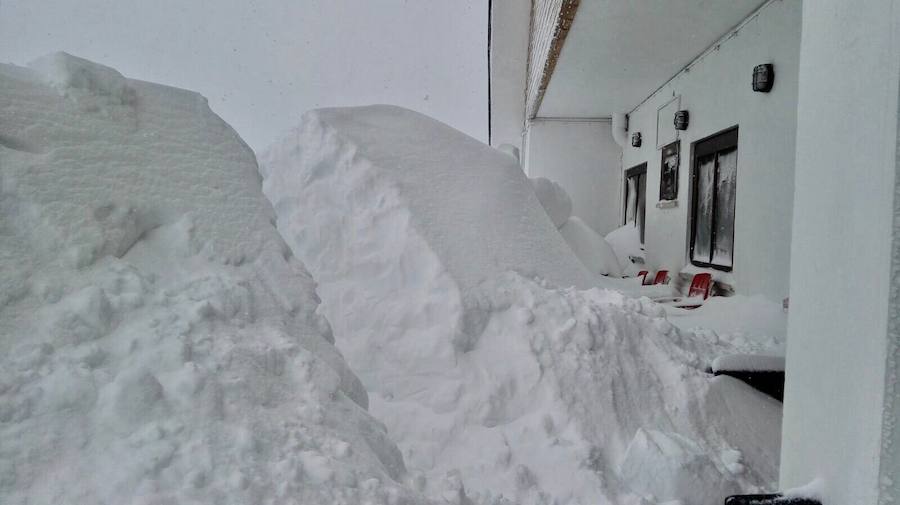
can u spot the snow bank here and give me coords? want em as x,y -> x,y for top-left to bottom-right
666,294 -> 788,354
262,106 -> 780,504
606,223 -> 645,273
0,54 -> 427,505
559,215 -> 623,277
260,106 -> 628,391
372,273 -> 783,504
529,176 -> 572,229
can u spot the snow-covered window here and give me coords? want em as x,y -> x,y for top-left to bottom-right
624,163 -> 647,244
690,127 -> 738,270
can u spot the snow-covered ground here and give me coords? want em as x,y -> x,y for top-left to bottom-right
262,106 -> 785,505
0,54 -> 430,505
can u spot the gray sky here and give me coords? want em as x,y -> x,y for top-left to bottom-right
0,0 -> 488,152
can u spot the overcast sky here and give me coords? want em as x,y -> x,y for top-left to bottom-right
0,0 -> 488,152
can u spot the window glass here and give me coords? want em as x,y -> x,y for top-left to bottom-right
690,128 -> 738,270
712,147 -> 738,267
626,177 -> 637,222
692,154 -> 715,263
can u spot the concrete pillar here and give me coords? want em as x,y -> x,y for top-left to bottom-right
780,1 -> 900,504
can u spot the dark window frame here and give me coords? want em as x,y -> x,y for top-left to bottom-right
689,127 -> 739,271
624,163 -> 647,244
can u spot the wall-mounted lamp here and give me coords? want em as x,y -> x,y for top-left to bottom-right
753,63 -> 774,92
674,110 -> 689,131
631,132 -> 642,148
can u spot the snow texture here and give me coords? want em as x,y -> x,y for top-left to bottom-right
262,106 -> 782,505
0,54 -> 429,505
712,355 -> 786,373
606,223 -> 645,275
529,176 -> 572,229
559,216 -> 623,277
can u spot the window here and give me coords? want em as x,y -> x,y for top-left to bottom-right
690,127 -> 738,270
660,141 -> 679,201
624,163 -> 647,244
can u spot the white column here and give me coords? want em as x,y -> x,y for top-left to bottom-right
780,1 -> 900,504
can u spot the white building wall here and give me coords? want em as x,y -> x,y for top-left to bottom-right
779,0 -> 900,503
489,0 -> 530,150
619,0 -> 801,302
524,119 -> 622,235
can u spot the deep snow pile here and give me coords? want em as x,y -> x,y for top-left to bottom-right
606,223 -> 645,276
262,107 -> 781,504
529,177 -> 622,277
0,54 -> 428,504
529,177 -> 572,229
558,216 -> 623,277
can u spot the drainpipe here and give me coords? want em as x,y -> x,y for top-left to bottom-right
611,113 -> 628,148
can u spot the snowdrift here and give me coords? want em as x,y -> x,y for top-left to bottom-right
262,106 -> 781,504
0,54 -> 428,504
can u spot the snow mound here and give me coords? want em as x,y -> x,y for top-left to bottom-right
619,428 -> 738,504
559,215 -> 623,277
606,223 -> 645,274
260,105 -> 634,396
0,55 -> 427,505
262,107 -> 779,504
529,176 -> 572,229
371,273 -> 781,504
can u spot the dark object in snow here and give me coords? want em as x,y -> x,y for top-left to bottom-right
674,110 -> 689,130
711,354 -> 785,401
715,370 -> 783,401
752,63 -> 775,92
725,493 -> 819,505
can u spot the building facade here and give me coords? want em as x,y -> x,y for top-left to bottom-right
490,0 -> 900,502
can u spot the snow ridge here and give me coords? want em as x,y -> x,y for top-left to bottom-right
0,55 -> 429,505
262,106 -> 782,505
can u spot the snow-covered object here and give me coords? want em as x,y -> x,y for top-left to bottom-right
606,222 -> 645,270
666,294 -> 788,355
262,106 -> 780,503
558,215 -> 623,277
0,54 -> 427,505
619,428 -> 739,504
529,176 -> 572,228
712,354 -> 786,373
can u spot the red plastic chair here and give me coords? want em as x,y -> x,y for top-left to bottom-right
637,270 -> 649,285
688,273 -> 713,300
652,270 -> 669,285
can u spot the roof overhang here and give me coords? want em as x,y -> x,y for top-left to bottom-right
531,0 -> 770,118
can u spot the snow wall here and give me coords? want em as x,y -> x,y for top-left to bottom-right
262,105 -> 781,504
0,54 -> 430,504
261,106 -> 617,389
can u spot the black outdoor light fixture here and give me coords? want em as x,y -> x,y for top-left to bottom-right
631,132 -> 642,147
753,63 -> 774,92
674,110 -> 689,131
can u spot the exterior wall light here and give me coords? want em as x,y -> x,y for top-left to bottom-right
631,132 -> 642,147
674,110 -> 689,131
753,63 -> 774,92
